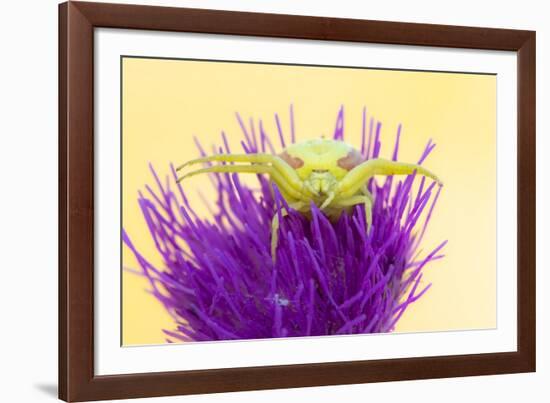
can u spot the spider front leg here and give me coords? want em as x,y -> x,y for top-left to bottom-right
336,158 -> 442,199
177,153 -> 307,201
330,159 -> 441,234
178,164 -> 304,202
178,153 -> 303,192
177,153 -> 312,261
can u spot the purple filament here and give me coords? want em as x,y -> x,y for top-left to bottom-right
123,106 -> 445,342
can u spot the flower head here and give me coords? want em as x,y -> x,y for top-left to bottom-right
123,106 -> 445,342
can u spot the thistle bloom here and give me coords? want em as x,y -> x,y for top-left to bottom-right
123,107 -> 446,342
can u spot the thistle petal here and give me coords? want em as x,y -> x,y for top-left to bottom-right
124,107 -> 445,342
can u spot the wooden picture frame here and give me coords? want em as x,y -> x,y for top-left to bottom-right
59,1 -> 536,401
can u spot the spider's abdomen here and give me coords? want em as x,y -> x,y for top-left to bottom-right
279,138 -> 364,180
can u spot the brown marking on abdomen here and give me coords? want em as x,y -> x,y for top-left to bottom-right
337,149 -> 364,171
279,151 -> 304,169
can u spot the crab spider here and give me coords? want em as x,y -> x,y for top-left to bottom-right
177,138 -> 442,261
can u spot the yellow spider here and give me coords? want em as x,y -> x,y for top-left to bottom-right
177,138 -> 442,260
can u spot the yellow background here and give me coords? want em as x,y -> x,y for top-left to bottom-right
122,57 -> 496,346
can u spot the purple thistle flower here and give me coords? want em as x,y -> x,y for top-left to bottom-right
123,106 -> 446,342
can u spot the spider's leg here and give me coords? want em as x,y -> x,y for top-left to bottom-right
360,185 -> 374,226
319,192 -> 335,210
178,164 -> 304,201
333,192 -> 373,230
337,158 -> 442,198
177,153 -> 306,198
271,201 -> 307,262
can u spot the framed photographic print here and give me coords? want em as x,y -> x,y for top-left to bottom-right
59,1 -> 536,401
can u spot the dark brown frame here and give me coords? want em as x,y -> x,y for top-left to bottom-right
59,1 -> 536,401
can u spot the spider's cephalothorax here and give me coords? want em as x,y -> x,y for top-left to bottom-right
177,138 -> 442,260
